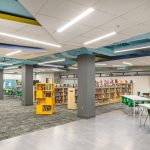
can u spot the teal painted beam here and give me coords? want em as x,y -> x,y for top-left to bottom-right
92,47 -> 114,56
0,0 -> 33,19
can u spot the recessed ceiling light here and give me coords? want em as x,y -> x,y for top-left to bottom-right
122,62 -> 133,66
0,32 -> 61,48
6,50 -> 22,56
114,45 -> 150,53
39,58 -> 65,64
84,32 -> 117,45
57,8 -> 94,32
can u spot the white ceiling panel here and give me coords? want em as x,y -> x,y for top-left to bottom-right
70,0 -> 99,7
36,14 -> 66,34
0,19 -> 26,30
6,0 -> 150,54
99,17 -> 139,32
122,1 -> 150,24
39,0 -> 88,20
20,25 -> 47,36
13,30 -> 38,39
19,0 -> 47,14
67,36 -> 90,45
95,0 -> 146,16
143,20 -> 150,27
81,28 -> 113,39
53,33 -> 77,42
78,10 -> 116,27
120,24 -> 150,37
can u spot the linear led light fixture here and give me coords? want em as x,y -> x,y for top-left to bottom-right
84,32 -> 117,45
39,58 -> 65,64
57,8 -> 94,32
114,45 -> 150,53
95,63 -> 107,66
0,62 -> 13,66
5,66 -> 19,70
6,50 -> 22,56
38,64 -> 64,68
0,32 -> 61,48
112,65 -> 125,67
50,68 -> 60,71
122,62 -> 133,66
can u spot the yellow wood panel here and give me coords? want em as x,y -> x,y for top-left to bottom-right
68,88 -> 77,110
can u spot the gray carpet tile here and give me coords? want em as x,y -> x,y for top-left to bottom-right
0,98 -> 122,141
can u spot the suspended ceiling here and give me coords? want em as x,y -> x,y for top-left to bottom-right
0,0 -> 150,70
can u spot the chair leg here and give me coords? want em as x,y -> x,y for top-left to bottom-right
144,112 -> 149,127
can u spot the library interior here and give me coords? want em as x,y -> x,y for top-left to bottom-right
0,0 -> 150,150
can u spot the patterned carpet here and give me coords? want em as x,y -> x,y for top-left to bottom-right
0,98 -> 122,141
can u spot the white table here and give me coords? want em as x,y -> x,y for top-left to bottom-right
122,95 -> 150,116
138,104 -> 150,126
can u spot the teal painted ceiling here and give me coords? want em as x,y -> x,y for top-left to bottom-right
0,0 -> 33,19
1,32 -> 150,70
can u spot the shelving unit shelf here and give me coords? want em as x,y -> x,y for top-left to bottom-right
35,83 -> 55,115
55,87 -> 68,104
95,83 -> 133,106
54,82 -> 133,107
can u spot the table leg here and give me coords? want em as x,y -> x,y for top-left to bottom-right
139,107 -> 143,126
144,109 -> 149,127
134,101 -> 136,117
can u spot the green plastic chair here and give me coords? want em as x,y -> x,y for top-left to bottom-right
17,91 -> 23,99
137,91 -> 140,96
127,98 -> 133,107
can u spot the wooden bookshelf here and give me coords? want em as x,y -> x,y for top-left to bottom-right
54,82 -> 133,107
35,83 -> 55,115
95,83 -> 133,106
55,86 -> 68,104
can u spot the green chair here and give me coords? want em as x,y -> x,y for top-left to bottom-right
17,91 -> 23,99
127,98 -> 133,107
137,91 -> 140,96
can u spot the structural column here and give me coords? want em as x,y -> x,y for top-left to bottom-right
77,54 -> 95,118
0,69 -> 3,99
22,65 -> 33,106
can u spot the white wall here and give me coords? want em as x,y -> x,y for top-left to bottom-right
4,74 -> 21,80
96,76 -> 150,95
4,74 -> 36,80
35,73 -> 54,83
60,76 -> 150,95
60,79 -> 77,84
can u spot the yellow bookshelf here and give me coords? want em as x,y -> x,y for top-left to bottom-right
35,83 -> 55,115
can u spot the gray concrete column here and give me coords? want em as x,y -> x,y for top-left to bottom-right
0,69 -> 3,99
77,54 -> 95,118
22,65 -> 33,106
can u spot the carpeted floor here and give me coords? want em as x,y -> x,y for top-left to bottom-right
0,98 -> 122,141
